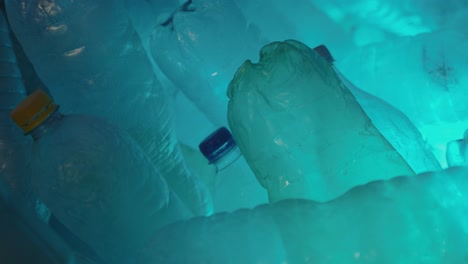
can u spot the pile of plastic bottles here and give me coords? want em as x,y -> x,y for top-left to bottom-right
1,0 -> 467,263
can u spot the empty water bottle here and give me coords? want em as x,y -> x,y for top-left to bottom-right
10,89 -> 192,263
199,127 -> 268,213
0,9 -> 50,223
5,0 -> 213,217
228,40 -> 415,203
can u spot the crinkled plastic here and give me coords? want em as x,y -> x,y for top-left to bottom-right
150,0 -> 265,127
24,108 -> 191,263
126,0 -> 220,149
337,30 -> 468,167
310,44 -> 440,174
336,69 -> 441,173
137,166 -> 468,263
5,0 -> 213,216
227,40 -> 415,203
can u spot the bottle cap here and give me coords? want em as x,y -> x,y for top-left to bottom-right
313,44 -> 335,63
10,89 -> 58,134
199,127 -> 237,164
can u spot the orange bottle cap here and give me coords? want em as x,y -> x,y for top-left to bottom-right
10,89 -> 58,134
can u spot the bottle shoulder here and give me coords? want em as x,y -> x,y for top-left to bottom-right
36,114 -> 123,143
215,147 -> 242,172
32,114 -> 154,175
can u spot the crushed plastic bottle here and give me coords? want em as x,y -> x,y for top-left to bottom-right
227,40 -> 415,203
10,89 -> 192,263
199,127 -> 268,213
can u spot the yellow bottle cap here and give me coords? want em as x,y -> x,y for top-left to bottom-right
10,89 -> 58,134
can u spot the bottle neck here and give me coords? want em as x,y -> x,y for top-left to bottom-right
214,146 -> 242,172
29,107 -> 63,141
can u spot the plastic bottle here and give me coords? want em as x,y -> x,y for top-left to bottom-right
10,89 -> 192,263
0,8 -> 105,262
149,0 -> 265,127
0,9 -> 50,222
199,127 -> 268,213
227,39 -> 415,203
317,44 -> 441,174
126,0 -> 221,151
336,29 -> 468,168
0,6 -> 99,261
179,143 -> 217,193
136,167 -> 468,264
5,0 -> 213,217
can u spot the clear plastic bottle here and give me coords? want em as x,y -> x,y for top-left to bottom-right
10,89 -> 192,263
149,0 -> 264,127
5,0 -> 213,217
199,127 -> 268,213
0,9 -> 50,223
0,8 -> 103,262
227,40 -> 415,203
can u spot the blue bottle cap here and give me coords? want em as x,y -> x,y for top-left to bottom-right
199,127 -> 237,164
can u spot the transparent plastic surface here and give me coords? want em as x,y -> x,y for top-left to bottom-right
336,69 -> 441,173
307,0 -> 467,42
149,0 -> 264,127
180,143 -> 217,194
311,44 -> 440,174
227,40 -> 415,203
137,166 -> 468,263
446,129 -> 468,167
29,110 -> 192,263
5,0 -> 213,216
0,10 -> 49,222
337,30 -> 468,167
232,0 -> 355,58
211,147 -> 268,213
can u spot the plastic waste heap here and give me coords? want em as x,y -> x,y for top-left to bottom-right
199,127 -> 268,213
10,89 -> 192,263
227,39 -> 416,203
5,0 -> 213,216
